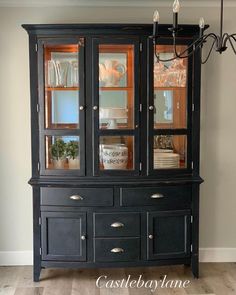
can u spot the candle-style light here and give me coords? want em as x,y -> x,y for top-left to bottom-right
151,0 -> 236,64
153,10 -> 160,37
199,17 -> 205,38
173,0 -> 180,31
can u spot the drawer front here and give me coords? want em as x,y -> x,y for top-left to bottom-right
94,238 -> 140,262
94,212 -> 140,237
41,187 -> 113,207
120,185 -> 191,208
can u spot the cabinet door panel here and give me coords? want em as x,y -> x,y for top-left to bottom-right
38,38 -> 85,176
148,40 -> 193,175
92,38 -> 140,176
147,210 -> 191,260
41,212 -> 86,261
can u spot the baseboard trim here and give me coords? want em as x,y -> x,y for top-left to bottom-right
199,248 -> 236,262
0,251 -> 33,266
0,248 -> 235,266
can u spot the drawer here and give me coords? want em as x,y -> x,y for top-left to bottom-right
94,238 -> 140,262
94,212 -> 140,237
120,185 -> 191,209
41,187 -> 113,207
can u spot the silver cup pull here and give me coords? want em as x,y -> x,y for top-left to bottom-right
70,195 -> 84,201
110,222 -> 124,228
150,193 -> 164,199
111,248 -> 124,253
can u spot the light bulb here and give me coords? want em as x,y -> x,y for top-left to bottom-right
153,10 -> 160,22
199,17 -> 205,29
173,0 -> 180,13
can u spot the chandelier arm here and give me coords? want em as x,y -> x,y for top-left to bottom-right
201,38 -> 217,64
228,36 -> 236,55
230,34 -> 236,43
173,33 -> 218,58
171,33 -> 217,60
154,33 -> 218,62
222,32 -> 230,48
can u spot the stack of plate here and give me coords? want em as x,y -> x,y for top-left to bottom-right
154,150 -> 180,169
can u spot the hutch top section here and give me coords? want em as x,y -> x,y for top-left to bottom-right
22,23 -> 205,37
23,23 -> 204,183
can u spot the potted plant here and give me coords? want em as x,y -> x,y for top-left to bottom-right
66,140 -> 80,169
50,138 -> 66,169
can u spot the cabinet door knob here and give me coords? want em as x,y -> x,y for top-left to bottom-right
110,222 -> 124,228
150,193 -> 164,199
149,106 -> 154,111
149,235 -> 153,239
79,106 -> 85,111
81,235 -> 86,240
69,195 -> 84,201
111,247 -> 124,253
93,106 -> 98,110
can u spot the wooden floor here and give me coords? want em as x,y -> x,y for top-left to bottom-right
0,263 -> 236,295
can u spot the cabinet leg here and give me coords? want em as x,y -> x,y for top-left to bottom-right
191,254 -> 199,278
33,266 -> 41,282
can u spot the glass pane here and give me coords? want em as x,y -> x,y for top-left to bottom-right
46,136 -> 80,170
153,135 -> 187,169
154,89 -> 186,129
154,45 -> 187,88
154,45 -> 187,129
44,44 -> 80,129
99,136 -> 134,170
99,44 -> 134,129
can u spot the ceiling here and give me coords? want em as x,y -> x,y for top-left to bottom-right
0,0 -> 235,7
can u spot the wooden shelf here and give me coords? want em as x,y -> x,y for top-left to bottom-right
46,87 -> 79,91
99,87 -> 132,91
154,86 -> 186,90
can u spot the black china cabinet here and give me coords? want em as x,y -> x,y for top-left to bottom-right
23,24 -> 204,282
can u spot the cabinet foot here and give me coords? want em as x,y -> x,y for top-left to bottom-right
33,269 -> 41,282
191,259 -> 199,278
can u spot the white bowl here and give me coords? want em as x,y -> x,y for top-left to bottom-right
102,145 -> 128,170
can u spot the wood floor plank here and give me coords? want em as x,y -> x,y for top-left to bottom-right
71,268 -> 100,295
13,287 -> 44,295
0,264 -> 235,295
125,267 -> 152,295
201,263 -> 235,295
175,264 -> 214,295
98,268 -> 129,295
0,287 -> 16,295
0,267 -> 22,288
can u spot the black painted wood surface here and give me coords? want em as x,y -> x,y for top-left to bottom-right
23,23 -> 204,281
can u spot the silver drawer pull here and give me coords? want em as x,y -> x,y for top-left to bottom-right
110,222 -> 124,228
111,248 -> 124,253
150,193 -> 164,199
70,195 -> 83,201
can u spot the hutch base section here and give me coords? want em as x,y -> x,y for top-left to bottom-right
32,180 -> 201,282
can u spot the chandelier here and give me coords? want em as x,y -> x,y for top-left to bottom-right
152,0 -> 236,64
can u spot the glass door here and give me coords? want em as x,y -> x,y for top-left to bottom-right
92,39 -> 140,175
148,42 -> 192,174
38,38 -> 85,175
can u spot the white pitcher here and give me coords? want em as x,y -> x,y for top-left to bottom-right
99,60 -> 126,87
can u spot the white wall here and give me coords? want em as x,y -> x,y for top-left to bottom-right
0,4 -> 236,263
